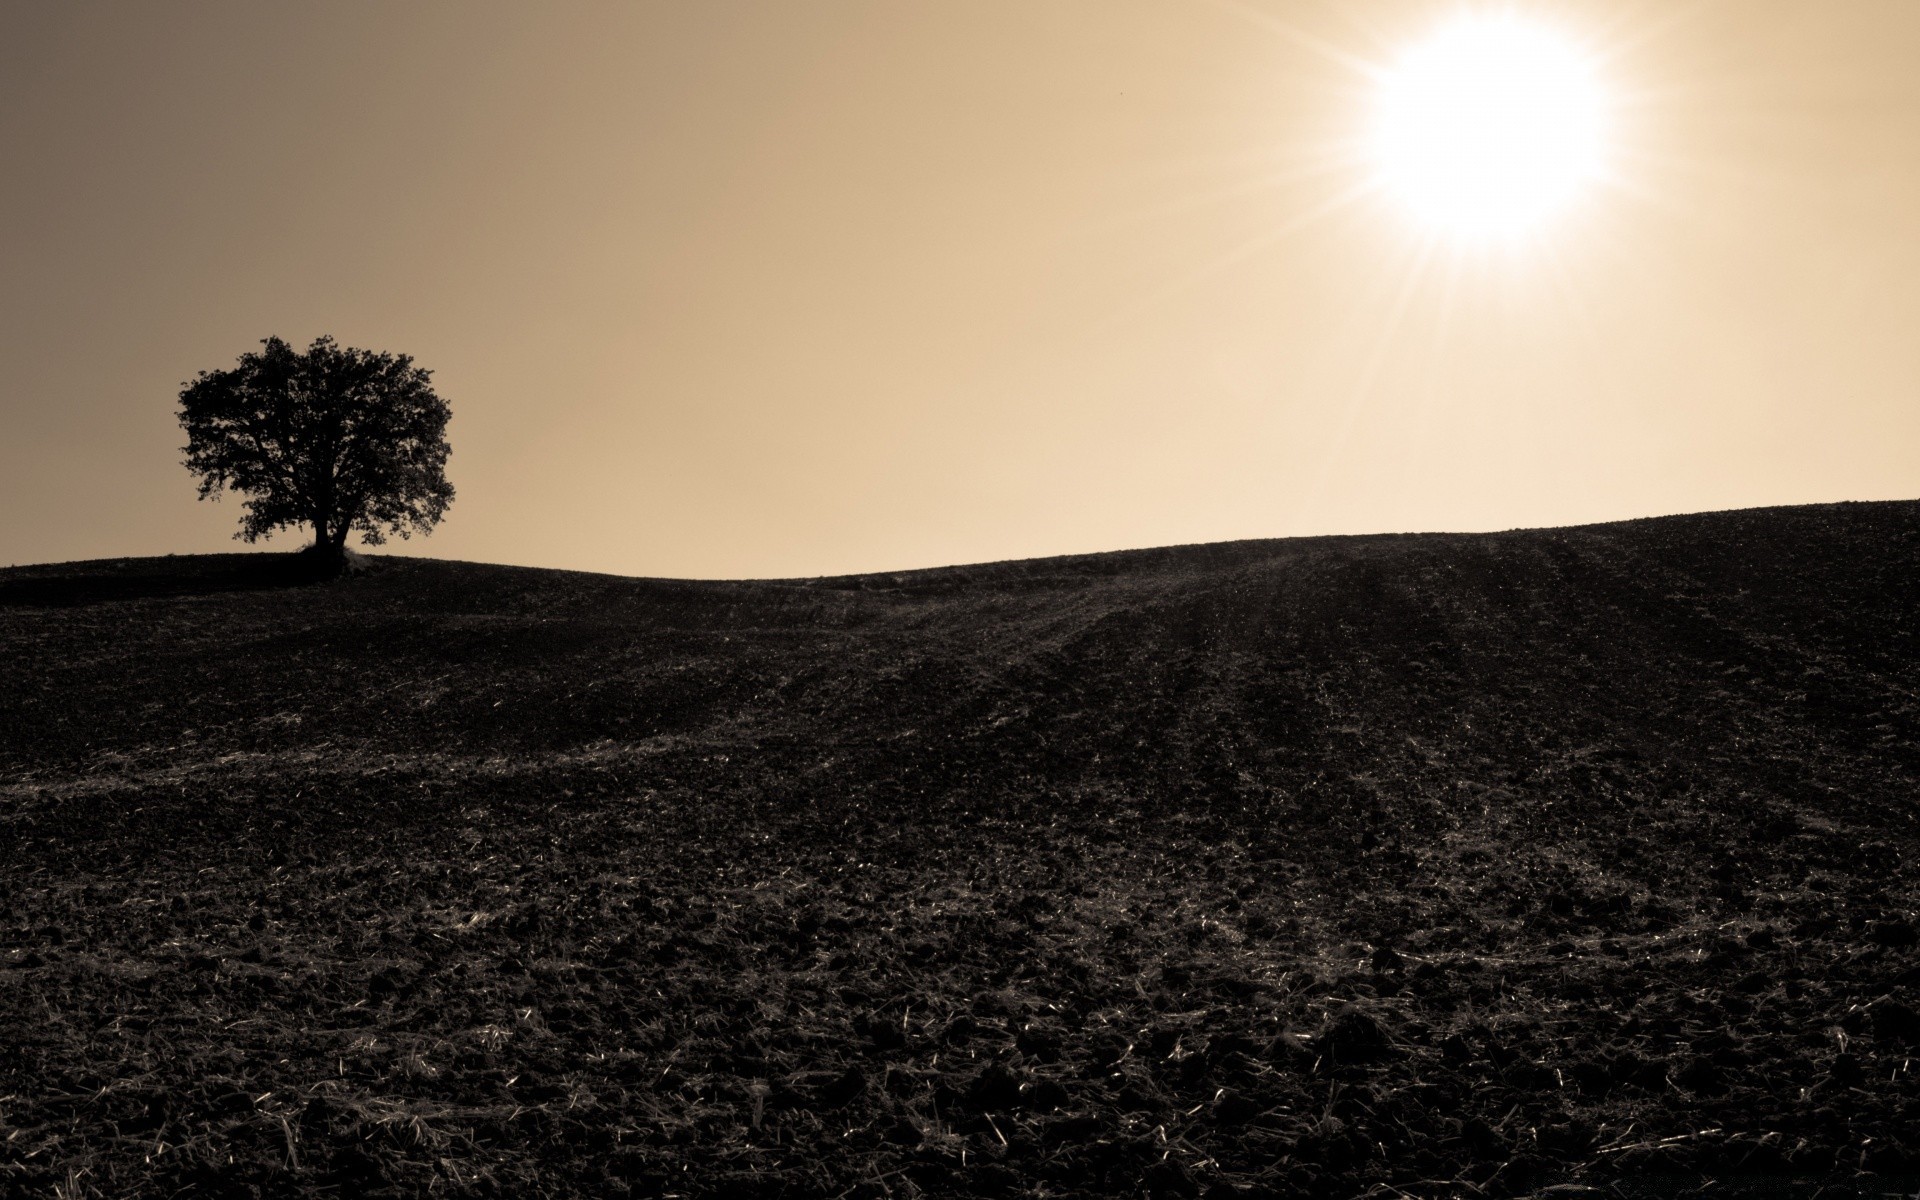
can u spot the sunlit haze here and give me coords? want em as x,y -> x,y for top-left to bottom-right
3,1 -> 1919,578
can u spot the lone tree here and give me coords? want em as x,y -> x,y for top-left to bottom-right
179,336 -> 453,562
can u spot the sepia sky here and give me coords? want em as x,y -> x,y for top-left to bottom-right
4,1 -> 1919,578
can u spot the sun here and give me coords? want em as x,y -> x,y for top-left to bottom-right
1370,12 -> 1608,242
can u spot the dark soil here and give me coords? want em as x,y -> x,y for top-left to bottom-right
4,500 -> 1920,1198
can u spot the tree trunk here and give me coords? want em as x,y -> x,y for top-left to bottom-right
303,513 -> 346,575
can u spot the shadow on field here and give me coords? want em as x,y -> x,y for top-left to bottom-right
0,552 -> 348,607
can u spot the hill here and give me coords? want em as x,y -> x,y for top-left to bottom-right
3,501 -> 1919,1198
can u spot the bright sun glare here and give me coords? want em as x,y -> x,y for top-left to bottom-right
1371,13 -> 1607,242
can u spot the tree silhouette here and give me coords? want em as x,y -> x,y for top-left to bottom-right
179,336 -> 453,561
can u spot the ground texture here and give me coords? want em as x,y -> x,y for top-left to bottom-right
3,501 -> 1920,1198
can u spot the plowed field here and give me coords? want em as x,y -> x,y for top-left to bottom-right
4,501 -> 1919,1198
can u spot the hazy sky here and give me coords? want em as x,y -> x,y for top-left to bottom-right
5,1 -> 1918,578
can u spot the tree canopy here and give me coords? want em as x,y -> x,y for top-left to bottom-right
179,336 -> 453,558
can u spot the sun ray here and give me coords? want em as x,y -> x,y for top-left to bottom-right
1291,230 -> 1445,520
1078,152 -> 1357,241
1086,176 -> 1380,332
1197,0 -> 1384,76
